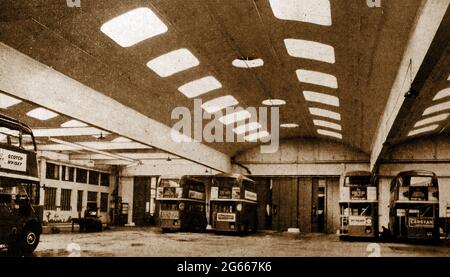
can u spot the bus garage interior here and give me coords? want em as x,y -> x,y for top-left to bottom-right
1,0 -> 450,256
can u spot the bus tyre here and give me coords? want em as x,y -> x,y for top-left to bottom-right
95,221 -> 103,232
20,228 -> 40,255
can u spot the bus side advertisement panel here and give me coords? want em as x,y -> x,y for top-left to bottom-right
0,148 -> 27,172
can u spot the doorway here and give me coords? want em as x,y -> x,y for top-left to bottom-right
132,177 -> 151,226
270,177 -> 339,233
311,179 -> 326,232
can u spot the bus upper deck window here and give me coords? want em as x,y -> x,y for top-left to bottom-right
21,133 -> 34,150
0,127 -> 21,147
0,133 -> 7,144
410,176 -> 433,187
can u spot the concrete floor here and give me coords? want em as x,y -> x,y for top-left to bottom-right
3,227 -> 450,257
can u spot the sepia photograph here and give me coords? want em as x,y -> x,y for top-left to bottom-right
0,0 -> 450,273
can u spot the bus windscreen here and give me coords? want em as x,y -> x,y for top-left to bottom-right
409,176 -> 434,187
345,176 -> 373,186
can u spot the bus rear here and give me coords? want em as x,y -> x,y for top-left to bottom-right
389,171 -> 439,240
0,113 -> 42,255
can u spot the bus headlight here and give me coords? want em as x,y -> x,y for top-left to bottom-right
236,203 -> 242,212
178,203 -> 185,210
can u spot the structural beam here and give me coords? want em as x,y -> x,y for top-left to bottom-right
37,141 -> 150,151
370,0 -> 449,171
70,152 -> 179,161
49,138 -> 139,163
0,43 -> 231,172
32,127 -> 109,137
94,159 -> 193,166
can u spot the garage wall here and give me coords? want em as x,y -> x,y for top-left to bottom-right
234,136 -> 450,234
231,139 -> 370,233
115,136 -> 450,233
39,157 -> 114,224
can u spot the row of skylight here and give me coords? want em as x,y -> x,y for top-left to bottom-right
100,7 -> 271,142
269,0 -> 342,140
408,85 -> 450,137
0,92 -> 133,143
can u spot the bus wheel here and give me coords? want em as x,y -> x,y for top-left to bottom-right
161,228 -> 170,233
20,228 -> 40,255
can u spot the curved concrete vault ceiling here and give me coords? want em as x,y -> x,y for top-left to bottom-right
0,0 -> 446,158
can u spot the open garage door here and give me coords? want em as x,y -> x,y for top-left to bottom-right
271,177 -> 339,233
132,177 -> 158,226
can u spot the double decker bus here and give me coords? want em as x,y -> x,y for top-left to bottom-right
0,113 -> 42,255
156,176 -> 207,232
210,173 -> 257,233
388,170 -> 440,241
339,171 -> 378,239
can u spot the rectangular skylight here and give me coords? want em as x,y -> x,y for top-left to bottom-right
61,120 -> 88,128
296,69 -> 338,89
423,101 -> 450,115
26,107 -> 58,121
178,76 -> 222,98
317,129 -> 342,139
303,91 -> 339,106
313,119 -> 341,131
244,131 -> 271,142
146,48 -> 199,77
309,107 -> 341,120
232,58 -> 264,68
414,113 -> 449,128
0,93 -> 22,109
408,124 -> 440,137
219,110 -> 252,125
433,88 -> 450,101
201,95 -> 238,114
100,7 -> 168,47
269,0 -> 332,26
284,39 -> 335,64
233,122 -> 262,135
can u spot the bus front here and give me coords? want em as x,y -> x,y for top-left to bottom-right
339,171 -> 378,238
0,114 -> 42,254
210,175 -> 257,232
156,176 -> 207,231
156,178 -> 184,231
